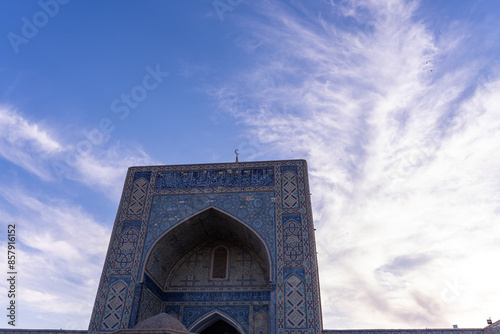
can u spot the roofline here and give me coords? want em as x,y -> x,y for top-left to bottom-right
127,158 -> 308,170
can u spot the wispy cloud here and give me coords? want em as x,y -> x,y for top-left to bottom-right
0,106 -> 62,180
0,186 -> 111,328
0,105 -> 158,199
62,143 -> 155,199
212,0 -> 500,329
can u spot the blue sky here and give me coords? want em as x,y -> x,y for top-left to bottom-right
1,0 -> 500,330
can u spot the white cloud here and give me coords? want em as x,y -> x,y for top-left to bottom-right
213,0 -> 500,329
0,106 -> 62,180
64,142 -> 155,199
0,187 -> 110,329
0,105 -> 158,199
0,106 -> 62,153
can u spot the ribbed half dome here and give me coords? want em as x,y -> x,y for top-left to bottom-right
133,313 -> 190,332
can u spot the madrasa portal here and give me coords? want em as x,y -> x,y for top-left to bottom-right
1,159 -> 499,334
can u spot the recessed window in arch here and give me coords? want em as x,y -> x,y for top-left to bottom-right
211,246 -> 229,279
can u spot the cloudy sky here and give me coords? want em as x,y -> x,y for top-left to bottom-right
1,0 -> 499,330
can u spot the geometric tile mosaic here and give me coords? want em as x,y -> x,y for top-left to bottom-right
284,275 -> 307,329
128,177 -> 149,215
99,280 -> 128,331
283,218 -> 303,263
282,171 -> 299,209
115,227 -> 139,269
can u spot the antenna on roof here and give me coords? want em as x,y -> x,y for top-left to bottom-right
235,149 -> 239,162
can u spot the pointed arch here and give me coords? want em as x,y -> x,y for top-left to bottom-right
142,206 -> 271,287
189,310 -> 244,334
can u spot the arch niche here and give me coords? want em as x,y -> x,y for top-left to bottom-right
190,311 -> 244,334
139,207 -> 271,331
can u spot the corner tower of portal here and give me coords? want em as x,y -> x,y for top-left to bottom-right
88,159 -> 322,334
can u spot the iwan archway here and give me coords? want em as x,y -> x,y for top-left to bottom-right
138,207 -> 271,333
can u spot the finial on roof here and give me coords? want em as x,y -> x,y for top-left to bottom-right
235,149 -> 239,162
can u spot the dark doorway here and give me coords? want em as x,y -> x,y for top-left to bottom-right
200,320 -> 239,334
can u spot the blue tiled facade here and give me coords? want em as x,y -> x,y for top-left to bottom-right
85,160 -> 322,334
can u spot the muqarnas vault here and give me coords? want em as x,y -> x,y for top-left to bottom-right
88,159 -> 323,334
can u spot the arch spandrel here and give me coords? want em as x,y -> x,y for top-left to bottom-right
142,191 -> 276,280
